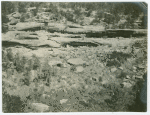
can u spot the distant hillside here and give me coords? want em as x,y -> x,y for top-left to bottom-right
2,2 -> 147,29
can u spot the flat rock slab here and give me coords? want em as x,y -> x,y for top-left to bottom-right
65,28 -> 88,34
67,58 -> 86,66
60,99 -> 68,104
75,66 -> 84,73
15,31 -> 38,36
48,37 -> 82,43
15,22 -> 44,31
9,19 -> 19,25
67,21 -> 83,28
15,35 -> 39,40
30,103 -> 50,112
2,39 -> 61,48
23,49 -> 52,58
49,37 -> 112,47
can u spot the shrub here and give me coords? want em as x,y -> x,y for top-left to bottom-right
18,2 -> 27,13
2,23 -> 8,33
20,15 -> 25,22
6,48 -> 14,62
86,10 -> 92,17
32,8 -> 38,16
20,13 -> 30,22
32,54 -> 40,70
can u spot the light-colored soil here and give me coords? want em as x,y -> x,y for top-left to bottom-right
2,32 -> 147,112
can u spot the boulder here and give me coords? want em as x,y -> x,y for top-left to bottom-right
12,12 -> 21,18
67,58 -> 86,66
98,62 -> 104,67
9,16 -> 15,21
84,85 -> 89,90
111,67 -> 117,72
61,75 -> 67,79
75,66 -> 84,73
9,19 -> 18,25
48,61 -> 63,67
122,82 -> 132,88
30,103 -> 50,112
88,56 -> 92,59
40,94 -> 51,103
135,75 -> 143,79
126,75 -> 130,79
118,66 -> 123,70
60,99 -> 68,104
62,63 -> 68,68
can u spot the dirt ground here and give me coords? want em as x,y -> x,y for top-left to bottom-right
2,33 -> 147,112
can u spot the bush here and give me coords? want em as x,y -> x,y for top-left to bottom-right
2,38 -> 147,112
6,49 -> 14,62
65,11 -> 74,22
18,2 -> 27,13
2,15 -> 9,24
2,23 -> 8,33
86,10 -> 92,17
20,13 -> 30,22
32,54 -> 40,70
32,8 -> 38,16
20,15 -> 25,22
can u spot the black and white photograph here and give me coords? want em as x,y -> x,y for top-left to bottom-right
1,1 -> 148,113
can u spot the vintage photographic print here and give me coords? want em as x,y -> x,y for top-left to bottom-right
1,2 -> 147,112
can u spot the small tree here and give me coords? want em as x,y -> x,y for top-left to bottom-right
18,2 -> 27,13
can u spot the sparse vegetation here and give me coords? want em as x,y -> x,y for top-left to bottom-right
2,38 -> 147,112
2,2 -> 147,113
1,2 -> 147,29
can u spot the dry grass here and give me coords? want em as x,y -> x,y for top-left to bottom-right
2,38 -> 147,112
